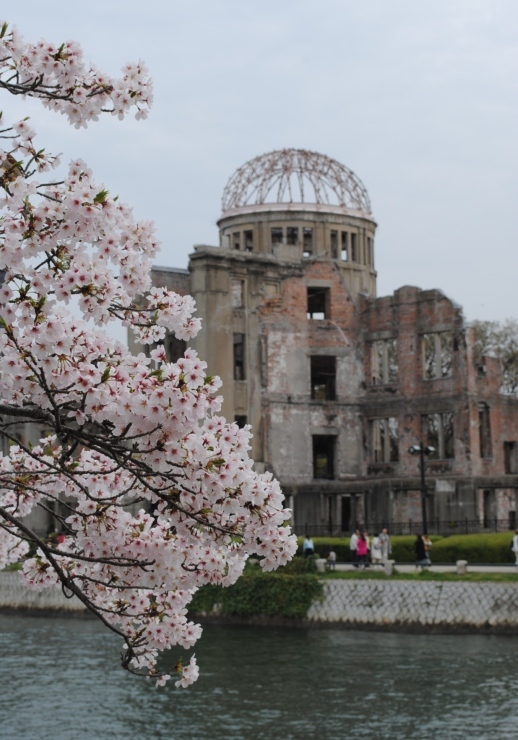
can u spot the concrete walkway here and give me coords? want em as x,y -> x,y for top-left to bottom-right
326,562 -> 518,574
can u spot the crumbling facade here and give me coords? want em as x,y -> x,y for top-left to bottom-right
144,149 -> 518,535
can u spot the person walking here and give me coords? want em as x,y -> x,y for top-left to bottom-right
356,530 -> 369,569
371,534 -> 383,565
350,528 -> 359,568
303,535 -> 315,558
512,529 -> 518,568
415,534 -> 430,569
378,528 -> 392,563
422,533 -> 432,564
327,550 -> 337,571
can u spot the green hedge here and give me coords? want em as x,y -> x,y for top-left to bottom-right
189,571 -> 323,619
296,536 -> 441,563
431,533 -> 515,564
297,533 -> 515,564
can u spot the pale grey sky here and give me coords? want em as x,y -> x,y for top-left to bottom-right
4,1 -> 518,324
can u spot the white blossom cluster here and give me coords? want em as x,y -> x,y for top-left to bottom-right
0,23 -> 296,687
0,21 -> 152,127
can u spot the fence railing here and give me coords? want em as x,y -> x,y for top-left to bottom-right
299,518 -> 514,538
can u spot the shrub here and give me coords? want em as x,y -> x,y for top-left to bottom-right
431,533 -> 515,564
189,572 -> 323,619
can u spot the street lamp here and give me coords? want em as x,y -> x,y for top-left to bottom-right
408,444 -> 435,534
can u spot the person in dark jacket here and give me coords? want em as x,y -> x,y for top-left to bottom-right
415,534 -> 431,569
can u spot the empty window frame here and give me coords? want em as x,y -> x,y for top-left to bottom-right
271,227 -> 283,246
341,231 -> 348,261
483,489 -> 494,528
234,415 -> 248,428
422,332 -> 454,379
504,441 -> 517,474
233,333 -> 246,380
310,356 -> 336,401
232,232 -> 241,250
286,227 -> 298,246
330,230 -> 338,259
232,279 -> 244,308
165,334 -> 187,364
312,435 -> 335,479
303,227 -> 313,256
371,418 -> 399,463
371,338 -> 398,385
244,230 -> 254,251
350,233 -> 357,262
422,412 -> 454,459
478,403 -> 492,458
307,287 -> 330,320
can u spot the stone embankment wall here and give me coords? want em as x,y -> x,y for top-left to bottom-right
2,572 -> 518,631
307,580 -> 518,631
0,572 -> 86,613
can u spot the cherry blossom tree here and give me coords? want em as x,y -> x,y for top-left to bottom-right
0,21 -> 296,687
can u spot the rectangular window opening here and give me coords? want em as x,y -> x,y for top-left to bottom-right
303,227 -> 313,256
311,355 -> 336,401
234,415 -> 248,428
330,230 -> 338,259
504,441 -> 517,474
286,226 -> 298,246
483,489 -> 493,528
307,287 -> 329,320
422,332 -> 454,379
271,227 -> 283,246
370,338 -> 398,385
350,233 -> 357,262
165,335 -> 187,364
231,279 -> 244,308
478,403 -> 492,458
371,418 -> 399,463
233,333 -> 246,381
341,231 -> 348,261
422,412 -> 454,459
313,435 -> 335,479
244,230 -> 253,252
233,232 -> 241,250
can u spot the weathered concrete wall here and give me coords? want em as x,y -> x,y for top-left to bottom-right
3,572 -> 518,632
0,572 -> 86,612
307,579 -> 518,630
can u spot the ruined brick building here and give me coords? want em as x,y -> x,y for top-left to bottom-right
141,149 -> 518,535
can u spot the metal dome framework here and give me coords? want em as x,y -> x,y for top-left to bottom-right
221,148 -> 372,215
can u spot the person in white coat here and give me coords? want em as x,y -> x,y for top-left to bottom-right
350,528 -> 359,568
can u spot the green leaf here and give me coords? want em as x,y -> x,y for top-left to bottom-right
93,189 -> 109,204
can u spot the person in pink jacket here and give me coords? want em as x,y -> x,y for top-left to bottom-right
356,531 -> 369,569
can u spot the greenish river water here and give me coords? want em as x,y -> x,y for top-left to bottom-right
1,613 -> 517,739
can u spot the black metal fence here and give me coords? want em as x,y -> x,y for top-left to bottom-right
300,519 -> 515,538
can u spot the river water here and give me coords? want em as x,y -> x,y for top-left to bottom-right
1,614 -> 517,739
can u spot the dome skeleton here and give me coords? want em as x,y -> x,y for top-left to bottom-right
221,149 -> 372,215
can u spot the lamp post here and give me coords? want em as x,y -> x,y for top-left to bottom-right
408,444 -> 435,533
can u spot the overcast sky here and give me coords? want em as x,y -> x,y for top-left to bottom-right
5,1 -> 518,326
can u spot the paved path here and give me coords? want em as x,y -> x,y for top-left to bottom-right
330,563 -> 518,574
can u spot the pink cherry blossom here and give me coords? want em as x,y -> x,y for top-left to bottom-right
0,22 -> 296,687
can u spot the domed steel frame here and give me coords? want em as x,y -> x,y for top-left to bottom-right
221,148 -> 372,215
